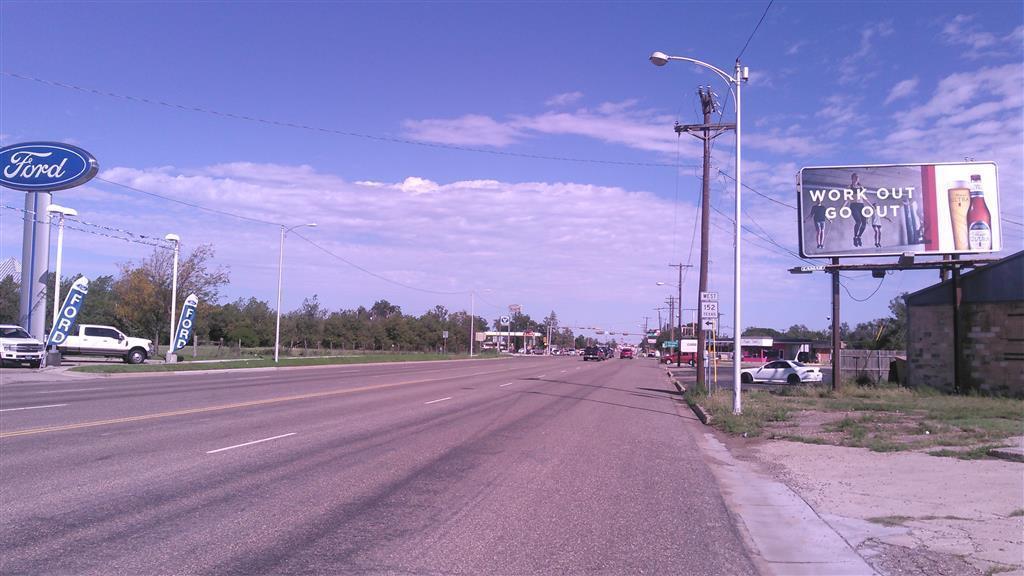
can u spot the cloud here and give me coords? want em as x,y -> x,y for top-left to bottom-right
786,41 -> 807,55
838,20 -> 895,85
403,100 -> 695,157
815,94 -> 864,137
942,15 -> 1022,60
401,114 -> 524,147
545,91 -> 584,107
884,77 -> 919,105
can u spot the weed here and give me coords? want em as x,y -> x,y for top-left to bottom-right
867,515 -> 912,527
927,444 -> 1007,460
1009,509 -> 1024,518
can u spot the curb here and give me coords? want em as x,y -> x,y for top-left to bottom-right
689,402 -> 713,425
987,447 -> 1024,463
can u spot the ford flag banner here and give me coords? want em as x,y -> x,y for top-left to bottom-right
47,277 -> 89,346
173,294 -> 198,352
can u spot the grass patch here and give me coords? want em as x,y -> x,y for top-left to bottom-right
70,353 -> 467,374
867,515 -> 913,527
927,444 -> 1008,460
692,382 -> 1023,456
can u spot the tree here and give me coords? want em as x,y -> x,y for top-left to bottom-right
113,244 -> 230,344
743,326 -> 783,338
0,274 -> 19,324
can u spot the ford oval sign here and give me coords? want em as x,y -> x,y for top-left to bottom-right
0,142 -> 99,192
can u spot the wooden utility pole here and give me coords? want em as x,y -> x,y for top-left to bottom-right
669,263 -> 693,367
676,86 -> 735,389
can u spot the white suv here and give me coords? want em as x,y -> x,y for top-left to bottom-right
0,325 -> 46,368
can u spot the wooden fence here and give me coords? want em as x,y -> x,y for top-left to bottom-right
840,349 -> 905,384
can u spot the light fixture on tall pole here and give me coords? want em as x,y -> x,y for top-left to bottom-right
651,50 -> 748,414
275,223 -> 317,363
46,204 -> 77,358
164,234 -> 180,363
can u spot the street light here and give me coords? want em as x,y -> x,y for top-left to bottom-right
651,50 -> 748,414
469,288 -> 493,358
165,234 -> 180,363
47,204 -> 77,356
275,223 -> 317,363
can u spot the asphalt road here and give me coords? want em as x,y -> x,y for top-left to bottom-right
0,357 -> 756,575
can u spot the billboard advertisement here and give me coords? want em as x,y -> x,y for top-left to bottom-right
798,162 -> 1001,258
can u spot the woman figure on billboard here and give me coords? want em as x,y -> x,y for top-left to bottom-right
804,199 -> 830,249
841,173 -> 869,247
868,201 -> 894,248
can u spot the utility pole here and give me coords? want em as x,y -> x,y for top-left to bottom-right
642,315 -> 650,354
666,295 -> 677,358
676,86 -> 735,389
669,263 -> 692,367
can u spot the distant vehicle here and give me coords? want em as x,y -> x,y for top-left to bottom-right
661,352 -> 696,366
583,346 -> 606,361
531,348 -> 544,355
740,360 -> 823,385
0,325 -> 45,368
57,324 -> 154,364
619,348 -> 634,359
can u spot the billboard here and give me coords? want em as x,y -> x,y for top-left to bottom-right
798,162 -> 1001,258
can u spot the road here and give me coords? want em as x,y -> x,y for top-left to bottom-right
0,357 -> 757,575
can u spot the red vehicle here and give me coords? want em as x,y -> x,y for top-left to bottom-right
619,348 -> 634,359
661,352 -> 696,366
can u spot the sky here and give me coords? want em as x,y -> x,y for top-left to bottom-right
1,1 -> 1022,341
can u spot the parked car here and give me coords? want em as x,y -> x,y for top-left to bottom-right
0,325 -> 45,368
619,348 -> 634,359
582,346 -> 606,361
57,324 -> 154,364
661,352 -> 697,366
740,360 -> 823,385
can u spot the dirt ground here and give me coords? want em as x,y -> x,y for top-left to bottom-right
724,434 -> 1024,576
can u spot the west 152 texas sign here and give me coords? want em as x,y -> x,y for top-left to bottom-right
0,142 -> 99,191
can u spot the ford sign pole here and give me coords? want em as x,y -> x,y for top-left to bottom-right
46,205 -> 77,356
173,294 -> 199,354
47,277 -> 89,349
1,142 -> 98,342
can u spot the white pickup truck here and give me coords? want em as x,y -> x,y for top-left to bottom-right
0,325 -> 46,368
57,324 -> 154,364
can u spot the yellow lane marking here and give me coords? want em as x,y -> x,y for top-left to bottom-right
0,377 -> 438,439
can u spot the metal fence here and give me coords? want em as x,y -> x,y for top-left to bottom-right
841,349 -> 904,384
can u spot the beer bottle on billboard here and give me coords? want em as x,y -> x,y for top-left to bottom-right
967,174 -> 992,251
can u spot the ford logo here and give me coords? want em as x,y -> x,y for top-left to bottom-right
0,142 -> 99,192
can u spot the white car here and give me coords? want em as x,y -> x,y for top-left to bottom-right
0,325 -> 45,368
740,360 -> 823,385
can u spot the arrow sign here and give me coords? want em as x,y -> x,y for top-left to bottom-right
47,276 -> 89,346
172,294 -> 199,352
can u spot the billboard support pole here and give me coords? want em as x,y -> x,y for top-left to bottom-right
951,255 -> 963,393
831,257 -> 841,392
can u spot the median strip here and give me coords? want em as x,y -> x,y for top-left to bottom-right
206,433 -> 296,454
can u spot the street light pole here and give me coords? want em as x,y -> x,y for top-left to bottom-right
164,234 -> 180,363
650,51 -> 747,414
46,205 -> 77,340
274,223 -> 317,363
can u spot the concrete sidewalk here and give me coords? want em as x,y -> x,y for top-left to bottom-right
687,424 -> 879,576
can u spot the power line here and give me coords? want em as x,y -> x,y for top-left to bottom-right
95,176 -> 282,227
289,230 -> 466,296
3,71 -> 698,171
737,0 -> 775,60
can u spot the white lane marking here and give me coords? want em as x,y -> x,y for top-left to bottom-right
425,397 -> 452,405
499,382 -> 512,387
560,370 -> 567,373
35,387 -> 106,394
0,403 -> 68,412
206,433 -> 296,454
537,374 -> 546,378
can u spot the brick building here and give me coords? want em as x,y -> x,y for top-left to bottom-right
905,251 -> 1024,396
